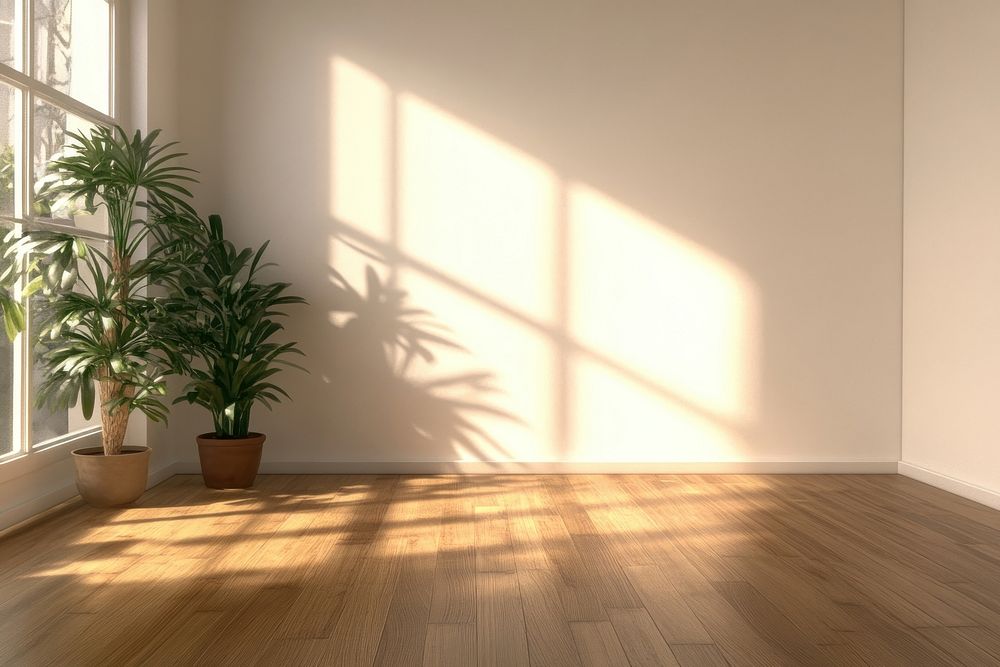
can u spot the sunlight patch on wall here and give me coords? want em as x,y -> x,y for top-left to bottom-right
330,57 -> 392,242
397,93 -> 558,326
325,56 -> 762,463
567,183 -> 759,424
570,355 -> 741,461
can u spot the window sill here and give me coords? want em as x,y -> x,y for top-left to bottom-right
0,427 -> 102,484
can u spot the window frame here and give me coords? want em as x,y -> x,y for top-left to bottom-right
0,0 -> 116,469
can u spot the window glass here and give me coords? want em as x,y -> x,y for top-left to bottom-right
29,256 -> 99,446
0,221 -> 13,456
0,82 -> 17,456
28,294 -> 66,443
0,321 -> 12,456
1,0 -> 113,459
0,82 -> 17,216
33,0 -> 110,113
33,98 -> 106,233
0,0 -> 18,71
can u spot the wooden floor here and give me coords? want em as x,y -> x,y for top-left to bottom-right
3,475 -> 1000,666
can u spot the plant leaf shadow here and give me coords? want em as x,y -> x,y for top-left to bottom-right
322,259 -> 522,463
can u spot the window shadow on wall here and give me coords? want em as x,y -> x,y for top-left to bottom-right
322,57 -> 760,465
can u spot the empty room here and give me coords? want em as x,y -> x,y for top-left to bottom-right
2,0 -> 1000,665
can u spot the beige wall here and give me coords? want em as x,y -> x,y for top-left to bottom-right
159,0 -> 904,469
902,1 -> 1000,502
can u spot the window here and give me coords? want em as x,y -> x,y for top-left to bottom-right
0,0 -> 114,460
33,0 -> 110,114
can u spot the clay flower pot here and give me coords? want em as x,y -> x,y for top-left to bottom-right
196,432 -> 265,489
72,446 -> 152,507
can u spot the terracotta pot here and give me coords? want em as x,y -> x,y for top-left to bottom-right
196,432 -> 265,489
72,446 -> 151,507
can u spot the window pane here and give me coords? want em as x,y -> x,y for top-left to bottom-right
29,294 -> 67,443
0,82 -> 17,217
33,0 -> 110,114
0,0 -> 18,70
29,265 -> 99,446
0,221 -> 13,456
0,321 -> 12,456
33,99 -> 107,233
0,86 -> 17,455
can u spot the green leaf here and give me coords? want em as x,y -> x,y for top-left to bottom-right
3,300 -> 24,340
23,275 -> 44,297
109,355 -> 125,374
80,377 -> 95,420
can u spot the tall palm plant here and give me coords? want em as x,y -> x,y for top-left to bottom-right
2,126 -> 202,456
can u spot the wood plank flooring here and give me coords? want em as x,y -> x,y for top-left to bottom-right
2,474 -> 1000,665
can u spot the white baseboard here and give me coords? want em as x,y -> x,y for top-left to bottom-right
0,481 -> 82,534
173,459 -> 899,475
0,460 -> 180,534
897,461 -> 1000,511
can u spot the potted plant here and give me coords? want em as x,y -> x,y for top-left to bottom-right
164,214 -> 305,489
1,126 -> 201,506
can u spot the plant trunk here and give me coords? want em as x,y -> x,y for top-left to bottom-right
100,252 -> 132,456
99,376 -> 129,455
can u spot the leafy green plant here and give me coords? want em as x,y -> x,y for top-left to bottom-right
0,126 -> 203,455
163,215 -> 305,438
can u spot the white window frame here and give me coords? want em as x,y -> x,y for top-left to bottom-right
0,0 -> 117,473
